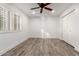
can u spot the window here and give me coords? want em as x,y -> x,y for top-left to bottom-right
0,6 -> 21,32
0,7 -> 4,31
14,14 -> 20,31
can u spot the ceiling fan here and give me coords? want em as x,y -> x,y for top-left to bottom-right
31,3 -> 53,13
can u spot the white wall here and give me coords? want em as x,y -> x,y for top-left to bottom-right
60,4 -> 79,52
0,4 -> 29,55
29,16 -> 60,38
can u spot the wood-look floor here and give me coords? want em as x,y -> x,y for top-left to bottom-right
2,38 -> 79,56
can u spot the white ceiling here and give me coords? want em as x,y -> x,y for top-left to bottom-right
7,3 -> 72,17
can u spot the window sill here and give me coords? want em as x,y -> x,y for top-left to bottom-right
0,31 -> 21,34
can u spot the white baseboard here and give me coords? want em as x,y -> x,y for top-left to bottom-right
0,37 -> 29,56
29,36 -> 60,39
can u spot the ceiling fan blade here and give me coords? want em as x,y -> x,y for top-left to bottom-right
44,3 -> 51,6
31,7 -> 40,10
40,8 -> 43,13
44,7 -> 52,11
37,3 -> 42,7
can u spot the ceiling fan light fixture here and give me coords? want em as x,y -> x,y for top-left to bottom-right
32,11 -> 36,14
52,10 -> 55,13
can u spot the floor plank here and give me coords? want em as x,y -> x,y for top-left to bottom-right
2,38 -> 79,56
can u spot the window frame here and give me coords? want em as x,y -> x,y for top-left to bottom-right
0,6 -> 21,33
